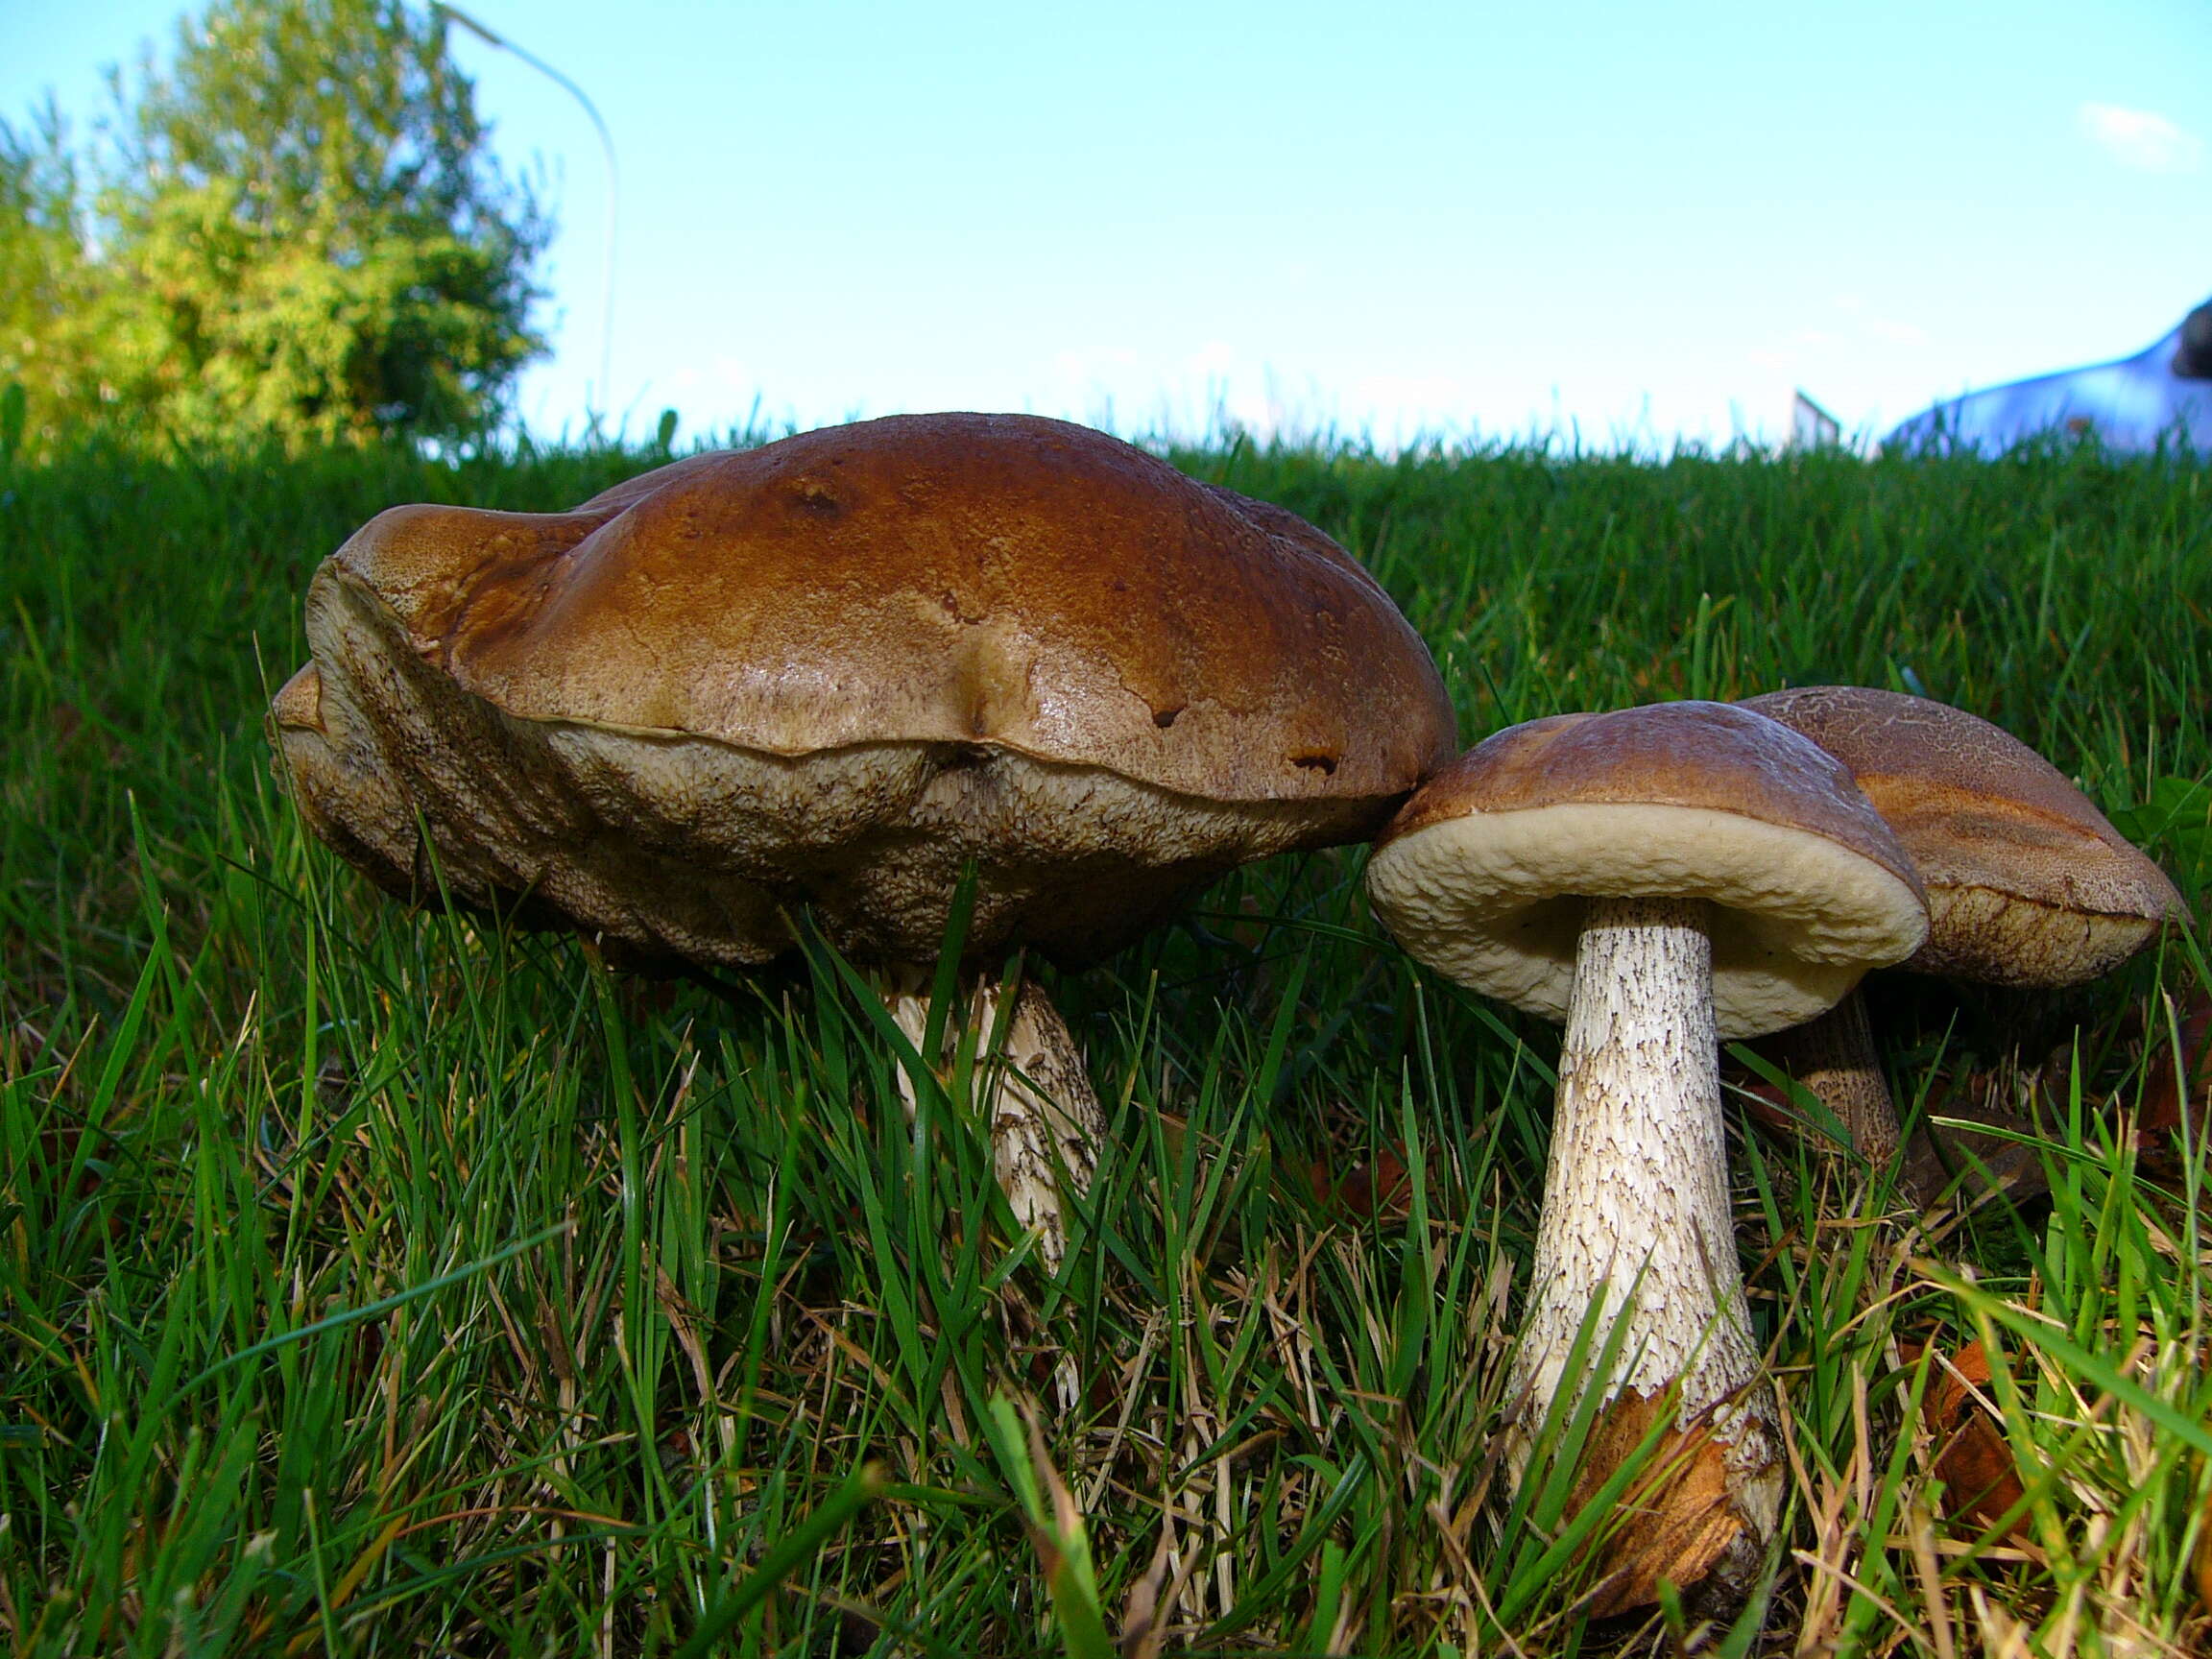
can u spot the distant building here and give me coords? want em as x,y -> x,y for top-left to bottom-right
1887,298 -> 2212,456
1791,390 -> 1841,449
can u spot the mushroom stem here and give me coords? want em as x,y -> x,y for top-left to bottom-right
1506,895 -> 1781,1612
1754,992 -> 1974,1209
884,967 -> 1105,1268
1758,988 -> 1902,1167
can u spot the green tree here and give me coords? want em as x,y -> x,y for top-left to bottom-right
0,108 -> 101,426
4,0 -> 550,446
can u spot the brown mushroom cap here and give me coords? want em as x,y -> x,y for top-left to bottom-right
273,412 -> 1456,968
1366,702 -> 1929,1038
1740,686 -> 2187,985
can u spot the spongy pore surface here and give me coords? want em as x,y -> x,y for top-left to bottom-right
272,413 -> 1456,967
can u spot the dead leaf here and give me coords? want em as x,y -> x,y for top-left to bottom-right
1913,1340 -> 2032,1542
1308,1141 -> 1413,1222
1900,1068 -> 2054,1209
1564,1390 -> 1761,1619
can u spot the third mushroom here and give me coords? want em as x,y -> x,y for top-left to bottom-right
1741,685 -> 2188,1199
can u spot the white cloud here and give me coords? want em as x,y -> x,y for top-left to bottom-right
1186,340 -> 1237,377
2080,103 -> 2204,174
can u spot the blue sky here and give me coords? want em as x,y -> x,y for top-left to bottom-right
9,0 -> 2212,449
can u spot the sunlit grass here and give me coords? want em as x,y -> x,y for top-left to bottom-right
4,425 -> 2209,1653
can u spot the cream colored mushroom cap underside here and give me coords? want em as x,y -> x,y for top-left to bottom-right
1365,800 -> 1930,1039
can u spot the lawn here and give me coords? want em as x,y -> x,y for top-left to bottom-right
3,426 -> 2208,1655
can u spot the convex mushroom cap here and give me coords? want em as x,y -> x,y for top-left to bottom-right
1366,701 -> 1931,1037
271,412 -> 1457,969
1739,685 -> 2187,985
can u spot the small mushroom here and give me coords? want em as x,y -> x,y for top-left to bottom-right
272,412 -> 1455,1264
1365,701 -> 1927,1612
1740,686 -> 2188,1195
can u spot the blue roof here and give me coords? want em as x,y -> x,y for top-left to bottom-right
1886,299 -> 2212,457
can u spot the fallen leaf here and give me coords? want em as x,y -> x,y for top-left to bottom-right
1309,1141 -> 1414,1222
1911,1340 -> 2032,1543
1556,1390 -> 1766,1618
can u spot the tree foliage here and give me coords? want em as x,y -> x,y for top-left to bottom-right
0,0 -> 549,446
0,109 -> 101,427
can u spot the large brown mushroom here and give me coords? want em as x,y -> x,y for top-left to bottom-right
271,412 -> 1456,1262
1739,686 -> 2188,1196
1365,701 -> 1928,1612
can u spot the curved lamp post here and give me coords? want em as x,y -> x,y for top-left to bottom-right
434,3 -> 619,418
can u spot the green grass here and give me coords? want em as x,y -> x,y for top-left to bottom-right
4,425 -> 2210,1654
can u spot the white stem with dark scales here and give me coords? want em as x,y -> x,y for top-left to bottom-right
885,970 -> 1106,1269
1505,895 -> 1781,1610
